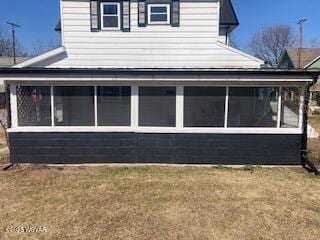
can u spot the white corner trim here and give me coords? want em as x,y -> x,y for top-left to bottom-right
303,56 -> 320,69
216,41 -> 265,64
13,47 -> 66,68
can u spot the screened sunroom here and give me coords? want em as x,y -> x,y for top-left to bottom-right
13,85 -> 303,132
1,68 -> 316,165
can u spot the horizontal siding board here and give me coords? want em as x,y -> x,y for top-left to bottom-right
30,1 -> 257,68
9,132 -> 302,165
47,60 -> 257,69
25,0 -> 263,68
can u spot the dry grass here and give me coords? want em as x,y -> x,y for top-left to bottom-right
309,115 -> 320,132
308,139 -> 320,168
308,115 -> 320,168
0,145 -> 9,165
0,165 -> 319,240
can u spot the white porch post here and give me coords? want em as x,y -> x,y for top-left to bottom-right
94,86 -> 98,127
131,85 -> 139,129
277,87 -> 282,128
224,86 -> 229,128
10,84 -> 18,128
299,87 -> 305,130
51,85 -> 55,127
176,85 -> 184,129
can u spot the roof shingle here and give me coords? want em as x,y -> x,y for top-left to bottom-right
286,48 -> 320,69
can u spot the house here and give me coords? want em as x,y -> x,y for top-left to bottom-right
278,48 -> 320,70
278,48 -> 320,112
0,57 -> 30,108
0,0 -> 319,165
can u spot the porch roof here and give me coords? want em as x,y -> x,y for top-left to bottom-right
0,68 -> 319,77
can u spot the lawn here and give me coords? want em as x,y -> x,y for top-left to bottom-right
308,115 -> 320,167
0,165 -> 320,240
309,115 -> 320,132
308,139 -> 320,168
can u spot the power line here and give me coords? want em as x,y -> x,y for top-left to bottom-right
6,22 -> 21,65
297,18 -> 307,69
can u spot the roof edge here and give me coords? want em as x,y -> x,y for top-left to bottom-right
0,67 -> 319,78
216,42 -> 265,64
13,47 -> 66,68
304,56 -> 320,69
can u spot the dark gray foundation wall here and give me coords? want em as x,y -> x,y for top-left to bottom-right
9,132 -> 302,165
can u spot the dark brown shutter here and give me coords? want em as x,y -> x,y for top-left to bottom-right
90,1 -> 100,32
122,0 -> 131,31
171,0 -> 180,27
138,0 -> 147,27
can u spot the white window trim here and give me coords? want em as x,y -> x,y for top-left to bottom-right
10,84 -> 305,134
101,2 -> 121,31
148,4 -> 171,25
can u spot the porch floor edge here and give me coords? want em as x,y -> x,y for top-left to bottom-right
15,163 -> 302,169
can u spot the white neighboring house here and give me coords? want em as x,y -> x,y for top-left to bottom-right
0,57 -> 30,109
0,0 -> 318,165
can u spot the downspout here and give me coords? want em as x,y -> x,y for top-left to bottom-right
5,83 -> 11,130
225,26 -> 230,45
301,73 -> 320,175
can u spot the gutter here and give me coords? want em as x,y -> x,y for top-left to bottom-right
0,68 -> 318,77
301,72 -> 320,175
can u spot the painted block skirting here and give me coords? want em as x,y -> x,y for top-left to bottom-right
9,132 -> 302,165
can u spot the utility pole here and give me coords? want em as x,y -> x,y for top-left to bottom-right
297,18 -> 307,69
6,22 -> 21,65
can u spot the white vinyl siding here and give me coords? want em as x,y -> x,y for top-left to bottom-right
29,0 -> 262,68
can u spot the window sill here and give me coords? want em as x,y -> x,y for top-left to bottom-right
8,127 -> 303,135
100,28 -> 122,31
147,23 -> 171,26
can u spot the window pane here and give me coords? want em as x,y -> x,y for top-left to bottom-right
281,87 -> 300,128
150,14 -> 168,22
98,86 -> 131,126
17,86 -> 51,126
103,16 -> 119,28
139,87 -> 176,127
151,6 -> 168,13
54,87 -> 94,126
228,87 -> 279,127
184,87 -> 226,127
103,4 -> 118,14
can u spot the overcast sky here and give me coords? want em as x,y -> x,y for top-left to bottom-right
0,0 -> 319,54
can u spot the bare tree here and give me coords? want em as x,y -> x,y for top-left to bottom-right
0,26 -> 26,57
0,27 -> 12,56
248,25 -> 296,67
31,39 -> 60,56
309,39 -> 320,48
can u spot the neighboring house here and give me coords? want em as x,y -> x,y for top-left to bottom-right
0,57 -> 30,108
0,0 -> 318,165
278,48 -> 320,70
0,57 -> 31,68
278,48 -> 320,110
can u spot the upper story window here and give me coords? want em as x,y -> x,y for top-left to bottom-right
148,4 -> 171,25
101,2 -> 121,30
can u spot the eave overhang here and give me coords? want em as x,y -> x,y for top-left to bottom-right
0,68 -> 318,83
219,0 -> 239,33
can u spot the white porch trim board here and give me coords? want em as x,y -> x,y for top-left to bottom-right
9,82 -> 305,134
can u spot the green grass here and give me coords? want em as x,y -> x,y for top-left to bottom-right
0,165 -> 320,240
